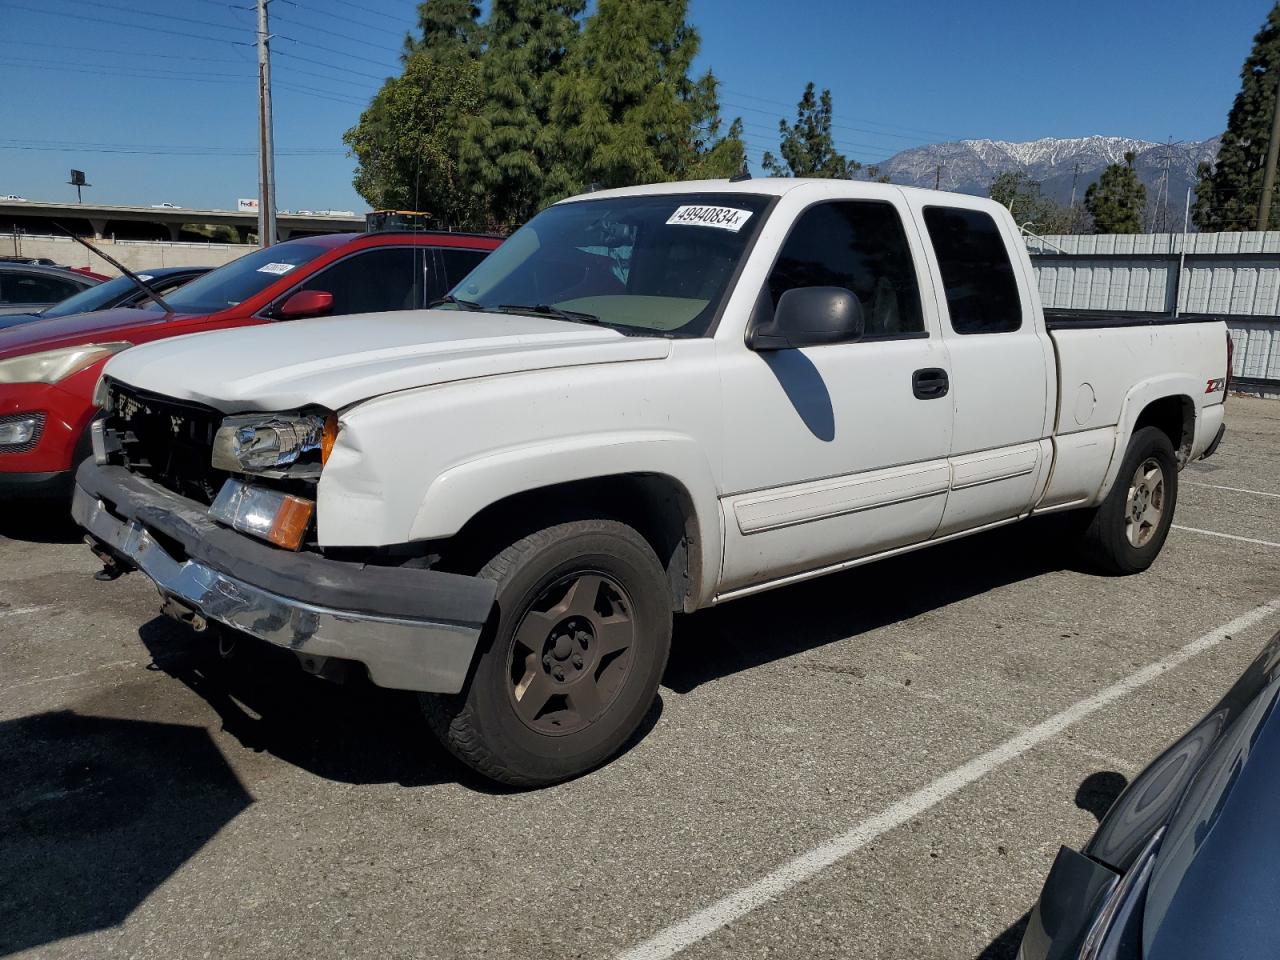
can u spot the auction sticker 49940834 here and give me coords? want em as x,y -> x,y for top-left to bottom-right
665,205 -> 753,232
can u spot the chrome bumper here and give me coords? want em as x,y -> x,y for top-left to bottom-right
72,477 -> 494,694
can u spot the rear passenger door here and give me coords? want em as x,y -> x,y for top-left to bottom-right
917,204 -> 1054,536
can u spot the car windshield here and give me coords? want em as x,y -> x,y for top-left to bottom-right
155,242 -> 330,314
442,192 -> 772,337
40,274 -> 139,318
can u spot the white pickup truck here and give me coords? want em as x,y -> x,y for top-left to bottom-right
74,178 -> 1230,785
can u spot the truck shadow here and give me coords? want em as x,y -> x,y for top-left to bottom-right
974,770 -> 1129,960
0,709 -> 252,956
0,498 -> 82,544
666,517 -> 1079,693
135,617 -> 662,793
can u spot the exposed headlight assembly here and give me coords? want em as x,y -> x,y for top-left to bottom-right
0,342 -> 133,385
211,410 -> 338,473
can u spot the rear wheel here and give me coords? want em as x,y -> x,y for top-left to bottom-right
1078,426 -> 1178,575
422,519 -> 672,787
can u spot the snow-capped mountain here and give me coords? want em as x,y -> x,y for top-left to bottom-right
878,135 -> 1221,208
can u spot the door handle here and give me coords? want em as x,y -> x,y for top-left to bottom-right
912,368 -> 949,400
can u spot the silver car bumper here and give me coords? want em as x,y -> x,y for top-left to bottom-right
71,467 -> 495,694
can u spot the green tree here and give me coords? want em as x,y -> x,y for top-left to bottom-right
1195,4 -> 1280,230
989,170 -> 1076,234
549,0 -> 743,195
343,15 -> 486,228
460,0 -> 585,227
1084,152 -> 1146,233
403,0 -> 481,58
761,83 -> 858,178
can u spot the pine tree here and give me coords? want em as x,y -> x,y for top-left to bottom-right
1084,152 -> 1146,233
459,0 -> 584,227
1195,5 -> 1280,230
761,83 -> 858,179
344,1 -> 485,227
403,0 -> 481,59
990,171 -> 1075,234
548,0 -> 743,196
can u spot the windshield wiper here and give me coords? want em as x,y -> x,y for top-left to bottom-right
428,294 -> 483,311
52,221 -> 173,313
497,303 -> 601,324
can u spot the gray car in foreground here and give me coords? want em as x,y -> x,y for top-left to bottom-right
1018,629 -> 1280,959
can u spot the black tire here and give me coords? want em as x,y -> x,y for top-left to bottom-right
1078,426 -> 1179,575
421,519 -> 672,787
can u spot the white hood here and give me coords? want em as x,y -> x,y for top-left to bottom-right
103,310 -> 671,411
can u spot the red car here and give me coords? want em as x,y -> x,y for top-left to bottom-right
0,231 -> 501,497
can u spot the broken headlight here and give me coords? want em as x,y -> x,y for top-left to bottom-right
211,410 -> 338,473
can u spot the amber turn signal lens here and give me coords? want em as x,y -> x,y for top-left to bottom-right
321,413 -> 339,466
267,495 -> 315,551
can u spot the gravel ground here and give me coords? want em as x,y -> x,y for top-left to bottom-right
2,395 -> 1278,960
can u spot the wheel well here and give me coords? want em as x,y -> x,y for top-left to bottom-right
439,474 -> 702,613
1133,395 -> 1194,465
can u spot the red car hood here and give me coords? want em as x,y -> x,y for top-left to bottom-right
0,305 -> 202,359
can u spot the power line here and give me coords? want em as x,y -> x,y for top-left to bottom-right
0,3 -> 249,47
41,0 -> 248,35
0,37 -> 242,63
273,32 -> 399,70
320,0 -> 415,26
274,49 -> 388,82
720,87 -> 967,142
272,12 -> 408,56
275,0 -> 411,41
0,57 -> 248,83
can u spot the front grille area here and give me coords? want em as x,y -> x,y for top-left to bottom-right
0,412 -> 45,453
106,380 -> 229,504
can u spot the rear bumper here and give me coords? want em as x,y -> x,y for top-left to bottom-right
72,461 -> 496,693
1200,422 -> 1226,461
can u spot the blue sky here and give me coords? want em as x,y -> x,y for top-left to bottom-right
0,0 -> 1271,212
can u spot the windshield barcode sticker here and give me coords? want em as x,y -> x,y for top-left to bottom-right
666,205 -> 753,232
257,262 -> 296,275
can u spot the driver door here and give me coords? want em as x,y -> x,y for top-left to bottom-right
717,197 -> 953,595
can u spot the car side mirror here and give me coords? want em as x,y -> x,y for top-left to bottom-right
749,286 -> 864,350
277,289 -> 334,320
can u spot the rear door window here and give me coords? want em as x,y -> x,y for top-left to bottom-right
922,207 -> 1022,334
1,271 -> 83,305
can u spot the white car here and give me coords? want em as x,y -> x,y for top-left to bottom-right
150,202 -> 181,209
1,194 -> 27,202
76,178 -> 1230,786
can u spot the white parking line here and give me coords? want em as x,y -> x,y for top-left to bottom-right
1184,480 -> 1280,500
1172,525 -> 1280,549
617,599 -> 1280,960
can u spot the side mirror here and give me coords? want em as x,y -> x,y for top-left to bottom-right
277,289 -> 334,320
749,286 -> 864,350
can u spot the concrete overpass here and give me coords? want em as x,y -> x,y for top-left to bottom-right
0,200 -> 364,244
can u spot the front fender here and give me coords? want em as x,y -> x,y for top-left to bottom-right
409,431 -> 724,606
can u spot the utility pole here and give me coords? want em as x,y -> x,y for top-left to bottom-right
934,161 -> 942,190
1068,162 -> 1082,234
1175,186 -> 1191,317
256,0 -> 277,248
1259,68 -> 1280,231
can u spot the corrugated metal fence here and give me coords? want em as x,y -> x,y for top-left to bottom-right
1027,231 -> 1280,390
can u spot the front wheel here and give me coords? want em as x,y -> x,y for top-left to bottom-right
1077,426 -> 1179,575
422,519 -> 672,787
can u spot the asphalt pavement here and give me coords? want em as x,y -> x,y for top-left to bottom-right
3,395 -> 1279,960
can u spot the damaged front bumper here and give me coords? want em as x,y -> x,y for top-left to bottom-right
71,461 -> 495,694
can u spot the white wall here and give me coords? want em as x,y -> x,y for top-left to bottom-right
6,232 -> 249,276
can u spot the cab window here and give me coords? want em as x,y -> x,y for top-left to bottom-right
767,201 -> 924,339
922,207 -> 1022,334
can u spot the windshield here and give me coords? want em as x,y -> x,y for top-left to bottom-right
156,242 -> 330,314
444,192 -> 772,337
40,274 -> 138,318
